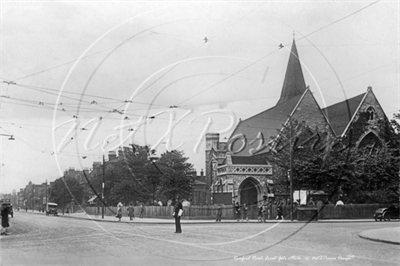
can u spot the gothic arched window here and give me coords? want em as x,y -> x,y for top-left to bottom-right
358,132 -> 382,151
366,107 -> 375,121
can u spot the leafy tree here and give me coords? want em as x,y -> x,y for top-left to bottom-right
49,176 -> 84,207
156,150 -> 195,204
86,145 -> 195,206
115,145 -> 161,205
266,117 -> 400,204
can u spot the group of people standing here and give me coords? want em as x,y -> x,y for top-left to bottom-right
231,200 -> 286,223
115,203 -> 145,222
216,201 -> 285,223
113,200 -> 184,235
234,202 -> 249,222
257,201 -> 284,222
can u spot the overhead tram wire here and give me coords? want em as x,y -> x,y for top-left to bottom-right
11,83 -> 171,116
176,1 -> 381,107
3,3 -> 268,135
8,84 -> 173,119
296,0 -> 381,43
14,82 -> 167,109
10,32 -> 157,82
6,3 -> 383,158
131,2 -> 267,102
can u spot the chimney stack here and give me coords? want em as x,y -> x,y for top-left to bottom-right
108,151 -> 117,161
93,162 -> 101,169
118,147 -> 124,158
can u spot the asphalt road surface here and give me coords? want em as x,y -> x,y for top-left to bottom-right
1,212 -> 399,266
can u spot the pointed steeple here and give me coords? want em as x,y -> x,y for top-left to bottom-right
276,38 -> 307,105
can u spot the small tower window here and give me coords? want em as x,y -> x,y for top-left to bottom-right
366,107 -> 375,121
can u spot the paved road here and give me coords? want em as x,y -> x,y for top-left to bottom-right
1,211 -> 399,266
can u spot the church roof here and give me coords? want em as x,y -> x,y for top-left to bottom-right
322,93 -> 365,136
276,39 -> 307,105
228,39 -> 308,156
229,93 -> 303,156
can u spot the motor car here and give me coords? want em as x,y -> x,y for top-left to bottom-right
46,202 -> 58,216
374,204 -> 399,221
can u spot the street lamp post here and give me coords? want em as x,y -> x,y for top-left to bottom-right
149,156 -> 160,206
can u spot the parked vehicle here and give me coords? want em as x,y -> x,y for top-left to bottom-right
46,202 -> 58,216
374,204 -> 399,221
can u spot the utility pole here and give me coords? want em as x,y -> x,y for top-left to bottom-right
63,171 -> 66,215
45,180 -> 48,213
102,155 -> 105,219
288,119 -> 296,221
290,128 -> 294,221
32,185 -> 34,212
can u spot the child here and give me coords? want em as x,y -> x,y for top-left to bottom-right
257,203 -> 264,223
216,204 -> 222,222
276,204 -> 283,220
242,203 -> 248,222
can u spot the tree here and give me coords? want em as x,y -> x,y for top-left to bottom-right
266,116 -> 400,204
156,150 -> 195,204
85,145 -> 196,206
49,176 -> 84,207
266,120 -> 334,195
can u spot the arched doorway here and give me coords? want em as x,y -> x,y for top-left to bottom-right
239,177 -> 261,219
239,177 -> 258,205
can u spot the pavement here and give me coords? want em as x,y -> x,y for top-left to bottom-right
17,210 -> 400,245
358,227 -> 400,245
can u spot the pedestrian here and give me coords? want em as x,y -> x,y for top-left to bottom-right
139,203 -> 144,218
257,203 -> 264,223
276,202 -> 283,220
308,197 -> 315,206
127,204 -> 135,220
216,204 -> 222,222
25,207 -> 27,212
262,201 -> 269,222
1,206 -> 10,235
173,198 -> 183,233
235,202 -> 241,222
242,203 -> 248,222
116,206 -> 122,222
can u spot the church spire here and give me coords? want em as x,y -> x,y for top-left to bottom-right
276,38 -> 307,105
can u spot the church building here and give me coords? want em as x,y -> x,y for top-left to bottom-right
205,38 -> 392,206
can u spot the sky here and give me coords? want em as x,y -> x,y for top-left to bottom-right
0,0 -> 399,194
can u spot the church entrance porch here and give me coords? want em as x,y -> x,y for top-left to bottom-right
238,177 -> 262,219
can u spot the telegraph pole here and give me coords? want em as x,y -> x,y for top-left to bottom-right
102,155 -> 105,219
289,119 -> 294,221
63,171 -> 66,215
45,180 -> 48,213
32,185 -> 34,212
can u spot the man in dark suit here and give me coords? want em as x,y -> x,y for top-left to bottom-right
173,198 -> 183,233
